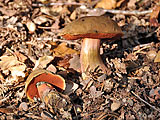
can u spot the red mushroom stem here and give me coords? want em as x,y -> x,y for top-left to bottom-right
80,38 -> 107,73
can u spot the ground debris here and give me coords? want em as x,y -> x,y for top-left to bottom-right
0,0 -> 160,119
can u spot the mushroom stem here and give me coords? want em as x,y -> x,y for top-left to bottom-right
80,38 -> 107,73
37,83 -> 53,103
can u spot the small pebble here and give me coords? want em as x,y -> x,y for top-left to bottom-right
26,20 -> 36,34
19,102 -> 28,111
147,50 -> 157,60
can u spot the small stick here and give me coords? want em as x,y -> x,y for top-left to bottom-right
131,91 -> 160,112
80,7 -> 153,16
32,2 -> 87,7
25,114 -> 42,119
32,2 -> 152,15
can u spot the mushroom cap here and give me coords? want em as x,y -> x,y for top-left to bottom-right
25,69 -> 66,101
59,16 -> 123,40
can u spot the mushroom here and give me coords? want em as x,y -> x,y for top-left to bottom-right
59,16 -> 123,74
25,69 -> 66,101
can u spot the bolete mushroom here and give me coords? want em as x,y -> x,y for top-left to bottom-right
59,16 -> 123,74
25,69 -> 66,101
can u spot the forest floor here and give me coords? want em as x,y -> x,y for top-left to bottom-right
0,0 -> 160,119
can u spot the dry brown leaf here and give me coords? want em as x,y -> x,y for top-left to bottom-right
70,10 -> 77,20
154,51 -> 160,62
46,64 -> 57,73
150,5 -> 160,27
116,0 -> 125,8
111,101 -> 121,111
33,56 -> 54,70
125,53 -> 138,61
64,81 -> 79,95
10,65 -> 26,77
53,43 -> 79,57
95,0 -> 116,10
127,0 -> 137,9
69,54 -> 81,72
0,55 -> 26,78
57,55 -> 72,69
90,86 -> 103,100
33,16 -> 48,25
0,7 -> 17,16
15,51 -> 27,63
51,18 -> 60,30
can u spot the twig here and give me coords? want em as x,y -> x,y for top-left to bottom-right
37,26 -> 59,29
133,45 -> 151,55
32,2 -> 152,16
80,7 -> 153,16
25,114 -> 42,119
32,2 -> 87,7
131,91 -> 160,112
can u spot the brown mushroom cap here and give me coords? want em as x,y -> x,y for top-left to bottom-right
25,69 -> 66,101
59,16 -> 123,40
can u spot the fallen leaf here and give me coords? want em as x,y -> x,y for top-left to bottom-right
46,64 -> 57,73
111,101 -> 121,112
127,0 -> 137,9
7,16 -> 18,25
51,17 -> 60,30
53,43 -> 79,57
57,55 -> 72,69
10,65 -> 26,77
64,81 -> 79,95
14,51 -> 27,63
150,5 -> 160,27
95,0 -> 116,10
97,74 -> 106,82
0,55 -> 26,79
69,54 -> 81,72
70,10 -> 77,20
0,7 -> 17,16
116,0 -> 125,8
0,56 -> 22,71
154,51 -> 160,62
33,56 -> 54,70
90,86 -> 103,100
33,16 -> 48,25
